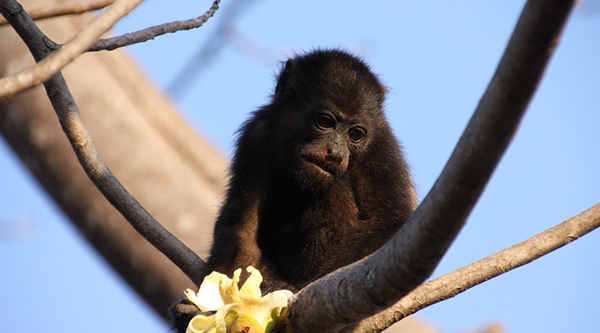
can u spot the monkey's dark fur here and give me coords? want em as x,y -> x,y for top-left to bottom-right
171,49 -> 417,331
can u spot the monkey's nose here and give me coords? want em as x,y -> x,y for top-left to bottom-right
326,146 -> 345,164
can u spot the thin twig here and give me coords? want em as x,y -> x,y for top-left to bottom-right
279,1 -> 576,332
88,0 -> 220,51
0,0 -> 143,100
347,203 -> 600,332
0,0 -> 210,284
0,0 -> 114,26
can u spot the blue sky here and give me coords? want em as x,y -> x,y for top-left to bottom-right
1,1 -> 599,332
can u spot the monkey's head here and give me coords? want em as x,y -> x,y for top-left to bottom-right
268,50 -> 388,194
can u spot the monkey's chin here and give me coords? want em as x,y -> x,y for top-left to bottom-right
295,160 -> 336,194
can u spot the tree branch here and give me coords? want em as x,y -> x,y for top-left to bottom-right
347,203 -> 600,332
88,0 -> 220,52
0,0 -> 143,100
0,0 -> 210,284
279,1 -> 576,332
0,0 -> 114,26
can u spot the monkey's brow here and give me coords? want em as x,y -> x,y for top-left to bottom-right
334,112 -> 349,123
332,109 -> 368,126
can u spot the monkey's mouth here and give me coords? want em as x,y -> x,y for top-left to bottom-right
302,156 -> 338,177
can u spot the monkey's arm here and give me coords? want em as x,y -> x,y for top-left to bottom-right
207,195 -> 262,273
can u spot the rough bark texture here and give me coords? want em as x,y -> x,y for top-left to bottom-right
0,0 -> 227,319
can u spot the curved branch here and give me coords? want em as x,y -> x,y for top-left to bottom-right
347,203 -> 600,332
88,0 -> 220,52
0,0 -> 114,26
0,0 -> 209,284
280,1 -> 576,332
0,0 -> 143,100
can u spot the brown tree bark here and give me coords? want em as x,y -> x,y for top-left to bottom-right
0,0 -> 228,319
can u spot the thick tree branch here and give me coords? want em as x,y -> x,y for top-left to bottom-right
0,0 -> 210,284
279,1 -> 576,332
0,0 -> 143,100
347,203 -> 600,332
88,0 -> 219,52
0,0 -> 114,26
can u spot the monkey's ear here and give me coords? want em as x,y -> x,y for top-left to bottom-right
275,59 -> 295,96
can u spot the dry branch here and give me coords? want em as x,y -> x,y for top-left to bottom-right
0,0 -> 114,26
280,0 -> 576,332
1,4 -> 226,315
0,0 -> 211,283
0,0 -> 143,100
347,203 -> 600,332
88,0 -> 220,51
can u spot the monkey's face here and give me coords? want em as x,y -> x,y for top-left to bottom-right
287,108 -> 372,194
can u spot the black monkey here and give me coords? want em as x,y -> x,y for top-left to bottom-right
171,49 -> 417,331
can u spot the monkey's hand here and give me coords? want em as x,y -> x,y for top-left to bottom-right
170,297 -> 208,333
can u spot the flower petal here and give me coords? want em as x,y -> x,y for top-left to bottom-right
229,289 -> 292,329
220,268 -> 241,304
187,314 -> 217,333
186,271 -> 226,312
239,266 -> 263,298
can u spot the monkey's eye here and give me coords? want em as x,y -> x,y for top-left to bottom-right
315,115 -> 336,129
348,127 -> 366,142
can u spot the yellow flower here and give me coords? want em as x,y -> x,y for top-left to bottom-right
184,266 -> 293,333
